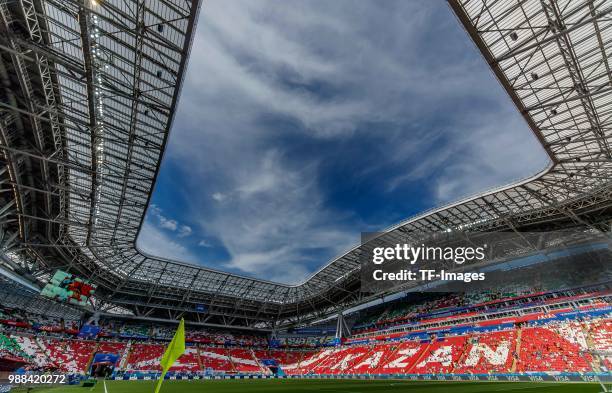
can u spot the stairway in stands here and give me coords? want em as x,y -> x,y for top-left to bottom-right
34,337 -> 52,365
84,342 -> 100,373
250,349 -> 267,373
196,345 -> 204,370
228,349 -> 238,373
582,322 -> 601,372
406,341 -> 431,373
450,339 -> 470,373
296,350 -> 306,369
119,341 -> 133,370
511,327 -> 522,372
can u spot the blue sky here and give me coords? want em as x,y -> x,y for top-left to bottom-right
136,0 -> 549,284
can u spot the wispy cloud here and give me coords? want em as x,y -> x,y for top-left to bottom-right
387,109 -> 549,203
139,0 -> 548,284
191,147 -> 357,283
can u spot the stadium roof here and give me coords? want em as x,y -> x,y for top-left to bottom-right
0,0 -> 610,328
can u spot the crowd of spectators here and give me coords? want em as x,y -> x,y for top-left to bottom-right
0,332 -> 29,360
352,285 -> 609,334
0,284 -> 609,376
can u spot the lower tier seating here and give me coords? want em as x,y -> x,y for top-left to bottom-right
126,343 -> 165,371
199,347 -> 234,372
516,327 -> 593,372
39,338 -> 94,373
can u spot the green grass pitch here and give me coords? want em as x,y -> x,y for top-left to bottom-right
11,379 -> 607,393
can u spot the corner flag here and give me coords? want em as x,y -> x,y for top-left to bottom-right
154,318 -> 185,393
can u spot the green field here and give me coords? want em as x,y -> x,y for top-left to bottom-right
11,379 -> 608,393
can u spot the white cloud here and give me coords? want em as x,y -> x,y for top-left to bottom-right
211,192 -> 226,202
178,225 -> 193,238
158,217 -> 178,231
147,203 -> 192,238
198,240 -> 213,248
137,221 -> 198,263
149,204 -> 162,216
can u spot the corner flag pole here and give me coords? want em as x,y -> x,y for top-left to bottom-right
154,318 -> 186,393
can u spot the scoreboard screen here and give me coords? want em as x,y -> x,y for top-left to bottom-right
41,270 -> 96,306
